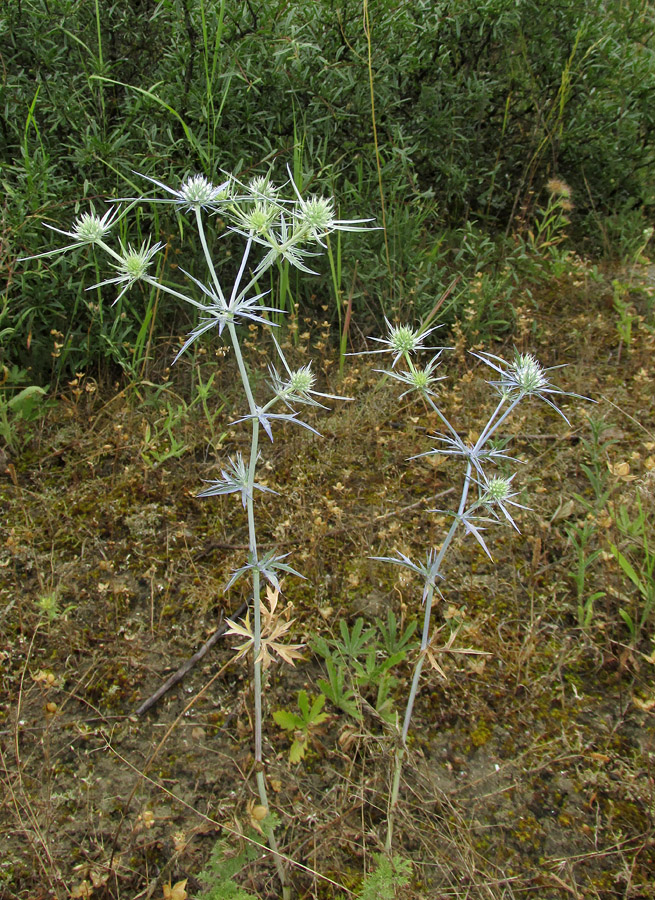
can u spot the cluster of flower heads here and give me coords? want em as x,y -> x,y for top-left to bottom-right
25,168 -> 372,304
23,168 -> 375,603
364,316 -> 585,579
23,169 -> 373,450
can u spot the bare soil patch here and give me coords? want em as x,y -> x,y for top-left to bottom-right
1,270 -> 654,899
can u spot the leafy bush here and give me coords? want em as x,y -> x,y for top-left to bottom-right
6,0 -> 655,379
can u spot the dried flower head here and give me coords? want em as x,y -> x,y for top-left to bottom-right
546,178 -> 572,199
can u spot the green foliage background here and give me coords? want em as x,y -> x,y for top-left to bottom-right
3,0 -> 655,381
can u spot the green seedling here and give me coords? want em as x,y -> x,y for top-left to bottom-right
272,690 -> 329,763
318,656 -> 362,721
610,497 -> 654,645
566,521 -> 606,629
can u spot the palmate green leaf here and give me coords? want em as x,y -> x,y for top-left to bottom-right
338,617 -> 376,659
272,709 -> 302,732
297,688 -> 310,720
306,692 -> 328,725
319,658 -> 361,721
274,691 -> 329,763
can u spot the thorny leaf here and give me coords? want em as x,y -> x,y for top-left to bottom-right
423,623 -> 490,680
224,586 -> 305,670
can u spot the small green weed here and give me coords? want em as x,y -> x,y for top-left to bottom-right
196,831 -> 264,900
612,279 -> 637,360
609,496 -> 655,647
273,690 -> 329,763
565,521 -> 606,629
348,853 -> 412,900
36,589 -> 75,624
313,611 -> 418,725
0,366 -> 47,451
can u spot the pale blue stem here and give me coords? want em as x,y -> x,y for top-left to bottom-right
142,276 -> 213,311
195,208 -> 228,304
387,456 -> 474,853
399,459 -> 472,745
473,395 -> 521,453
95,239 -> 125,264
195,208 -> 287,894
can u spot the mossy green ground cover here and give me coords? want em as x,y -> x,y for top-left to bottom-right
1,266 -> 654,899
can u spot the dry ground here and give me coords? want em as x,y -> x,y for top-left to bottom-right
1,264 -> 654,899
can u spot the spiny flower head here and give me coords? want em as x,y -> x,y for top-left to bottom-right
118,240 -> 159,281
133,171 -> 231,211
390,324 -> 420,357
509,353 -> 548,395
408,367 -> 432,392
87,237 -> 163,304
297,195 -> 335,238
377,355 -> 445,398
179,174 -> 229,210
21,207 -> 120,260
475,472 -> 528,532
248,176 -> 279,202
359,318 -> 445,368
483,476 -> 512,503
288,365 -> 316,395
471,349 -> 586,424
73,209 -> 116,244
241,201 -> 279,234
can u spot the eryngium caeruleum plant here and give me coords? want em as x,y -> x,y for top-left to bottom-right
361,323 -> 587,850
25,168 -> 372,895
